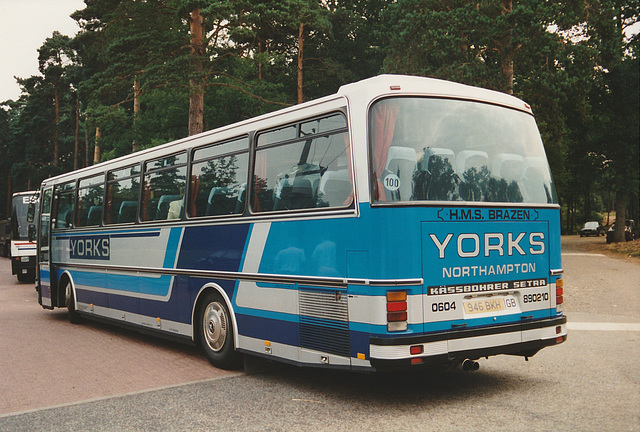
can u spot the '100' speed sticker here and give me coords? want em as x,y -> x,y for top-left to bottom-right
383,174 -> 400,191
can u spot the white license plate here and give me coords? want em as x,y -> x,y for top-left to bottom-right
464,296 -> 518,315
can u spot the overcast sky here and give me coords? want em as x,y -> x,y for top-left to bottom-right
0,0 -> 85,102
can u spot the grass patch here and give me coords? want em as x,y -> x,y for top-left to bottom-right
605,240 -> 640,258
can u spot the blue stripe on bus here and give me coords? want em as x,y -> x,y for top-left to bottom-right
76,286 -> 108,307
238,223 -> 254,272
163,227 -> 182,268
111,232 -> 161,239
53,229 -> 162,240
176,224 -> 250,272
237,313 -> 299,347
67,268 -> 173,297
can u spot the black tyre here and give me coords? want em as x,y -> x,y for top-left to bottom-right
63,280 -> 82,324
197,292 -> 241,369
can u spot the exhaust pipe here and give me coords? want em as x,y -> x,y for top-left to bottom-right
462,359 -> 479,371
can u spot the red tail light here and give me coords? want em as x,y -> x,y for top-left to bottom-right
556,279 -> 564,312
387,291 -> 408,332
410,345 -> 424,355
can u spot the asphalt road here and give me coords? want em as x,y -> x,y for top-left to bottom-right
1,237 -> 638,431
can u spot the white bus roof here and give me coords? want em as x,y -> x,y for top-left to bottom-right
338,74 -> 532,114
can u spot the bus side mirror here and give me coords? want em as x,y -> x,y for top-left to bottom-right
28,224 -> 36,242
4,219 -> 10,234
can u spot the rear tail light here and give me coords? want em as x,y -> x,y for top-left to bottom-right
387,291 -> 408,332
556,279 -> 564,313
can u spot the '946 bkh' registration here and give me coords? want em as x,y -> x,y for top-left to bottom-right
463,296 -> 518,315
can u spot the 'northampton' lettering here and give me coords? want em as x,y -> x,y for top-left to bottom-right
442,262 -> 536,279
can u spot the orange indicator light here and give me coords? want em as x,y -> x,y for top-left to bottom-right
387,291 -> 407,302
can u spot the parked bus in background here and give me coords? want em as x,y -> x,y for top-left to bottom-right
0,218 -> 8,257
0,191 -> 39,281
34,75 -> 566,372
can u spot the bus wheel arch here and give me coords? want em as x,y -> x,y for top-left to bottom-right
58,272 -> 82,324
193,285 -> 241,369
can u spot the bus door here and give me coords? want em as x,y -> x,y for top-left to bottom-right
37,187 -> 54,309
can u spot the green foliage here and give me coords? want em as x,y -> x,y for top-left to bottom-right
0,0 -> 637,232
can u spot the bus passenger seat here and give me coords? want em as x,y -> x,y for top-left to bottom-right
118,201 -> 137,223
87,205 -> 102,226
318,170 -> 350,207
235,184 -> 247,214
455,150 -> 489,178
56,209 -> 69,228
290,177 -> 314,209
422,147 -> 455,172
385,146 -> 417,200
207,187 -> 234,216
156,195 -> 182,220
492,153 -> 524,182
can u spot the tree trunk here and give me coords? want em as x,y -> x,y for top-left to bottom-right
188,8 -> 205,136
74,97 -> 80,170
84,115 -> 90,167
258,38 -> 265,81
613,189 -> 627,242
94,127 -> 101,164
133,78 -> 141,151
53,84 -> 60,166
297,22 -> 304,104
500,0 -> 514,95
500,54 -> 514,95
584,183 -> 592,221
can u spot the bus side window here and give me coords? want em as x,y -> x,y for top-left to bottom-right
76,174 -> 105,227
105,165 -> 140,225
188,137 -> 249,218
252,113 -> 352,213
53,181 -> 76,229
141,153 -> 187,222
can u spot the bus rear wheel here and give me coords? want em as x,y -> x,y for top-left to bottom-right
197,292 -> 240,370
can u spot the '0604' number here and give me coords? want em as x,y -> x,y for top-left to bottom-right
522,293 -> 549,303
432,301 -> 456,312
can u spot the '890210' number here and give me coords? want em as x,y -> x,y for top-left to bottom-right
522,293 -> 549,303
432,302 -> 456,312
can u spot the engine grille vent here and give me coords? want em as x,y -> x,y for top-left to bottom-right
299,290 -> 350,357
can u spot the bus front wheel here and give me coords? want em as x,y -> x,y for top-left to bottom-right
197,292 -> 241,370
63,280 -> 82,324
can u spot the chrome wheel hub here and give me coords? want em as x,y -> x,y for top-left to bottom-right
203,302 -> 227,352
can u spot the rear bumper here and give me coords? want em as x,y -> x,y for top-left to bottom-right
370,315 -> 567,370
11,255 -> 36,274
